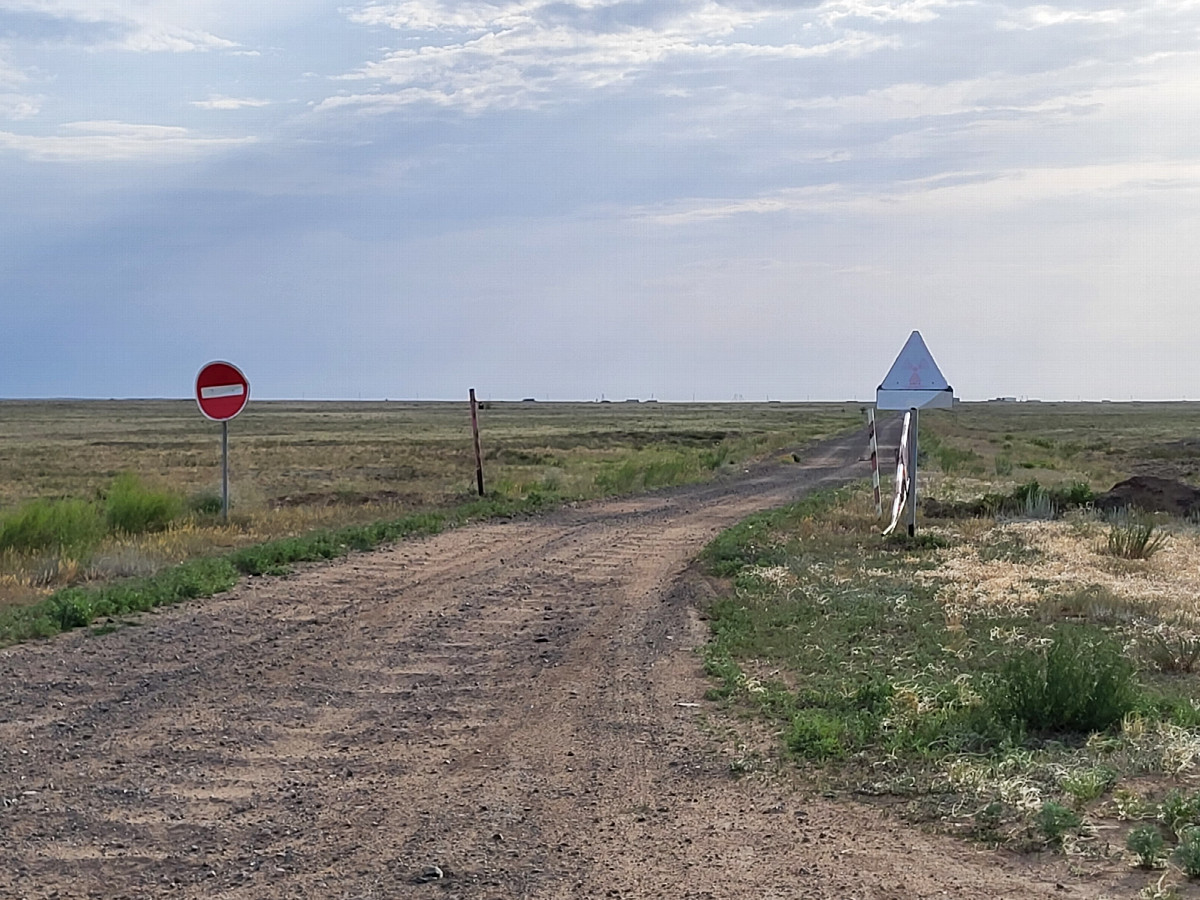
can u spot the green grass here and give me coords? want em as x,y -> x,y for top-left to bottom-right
701,495 -> 1021,760
0,497 -> 104,552
697,476 -> 1200,866
990,630 -> 1137,736
105,472 -> 183,534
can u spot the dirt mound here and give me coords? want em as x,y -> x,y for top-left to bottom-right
1094,475 -> 1200,517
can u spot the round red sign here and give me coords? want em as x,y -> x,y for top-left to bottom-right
195,361 -> 250,421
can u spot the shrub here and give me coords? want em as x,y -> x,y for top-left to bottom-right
1142,626 -> 1200,675
105,473 -> 183,534
991,630 -> 1138,736
1175,827 -> 1200,878
187,492 -> 224,516
1127,825 -> 1166,868
0,498 -> 104,552
1161,790 -> 1200,839
1061,766 -> 1117,805
1011,482 -> 1056,519
1036,801 -> 1082,846
1104,519 -> 1167,560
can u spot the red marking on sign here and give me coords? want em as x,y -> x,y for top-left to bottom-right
195,361 -> 250,421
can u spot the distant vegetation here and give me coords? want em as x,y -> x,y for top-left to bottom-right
0,399 -> 862,614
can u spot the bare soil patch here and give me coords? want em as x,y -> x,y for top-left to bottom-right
0,424 -> 1122,898
1095,475 -> 1200,518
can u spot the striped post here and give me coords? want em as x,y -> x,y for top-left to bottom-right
867,408 -> 882,517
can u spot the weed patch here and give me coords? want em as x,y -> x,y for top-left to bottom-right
105,473 -> 183,534
990,629 -> 1138,737
0,498 -> 104,553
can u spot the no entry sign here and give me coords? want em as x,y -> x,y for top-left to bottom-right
195,361 -> 249,421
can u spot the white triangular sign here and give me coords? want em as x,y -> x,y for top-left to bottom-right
879,331 -> 950,392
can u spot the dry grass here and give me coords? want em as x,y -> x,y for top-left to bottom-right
920,518 -> 1200,622
922,401 -> 1200,491
0,399 -> 861,608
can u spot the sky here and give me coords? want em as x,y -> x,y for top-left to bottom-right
2,0 -> 1199,402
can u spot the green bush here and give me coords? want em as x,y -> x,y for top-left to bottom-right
105,473 -> 183,534
1036,800 -> 1082,846
1127,825 -> 1166,868
991,629 -> 1138,736
1161,790 -> 1200,839
1175,826 -> 1200,878
0,498 -> 104,552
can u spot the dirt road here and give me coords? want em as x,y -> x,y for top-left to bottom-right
0,427 -> 1121,899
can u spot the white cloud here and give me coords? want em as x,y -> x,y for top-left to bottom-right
0,1 -> 237,52
0,120 -> 256,161
0,94 -> 41,119
0,56 -> 41,120
191,95 -> 273,110
327,2 -> 893,113
816,0 -> 959,25
998,5 -> 1127,30
637,160 -> 1200,224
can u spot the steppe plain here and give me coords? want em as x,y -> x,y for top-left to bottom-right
4,401 -> 1200,898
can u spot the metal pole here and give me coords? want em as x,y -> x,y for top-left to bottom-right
907,408 -> 919,537
221,419 -> 230,523
469,388 -> 485,497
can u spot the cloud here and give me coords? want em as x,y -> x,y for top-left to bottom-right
816,0 -> 959,25
0,2 -> 236,52
324,1 -> 891,113
0,120 -> 256,162
191,96 -> 273,110
998,5 -> 1127,30
636,160 -> 1200,225
0,94 -> 41,119
0,55 -> 41,120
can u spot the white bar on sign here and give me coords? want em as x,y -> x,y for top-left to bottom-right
201,384 -> 245,399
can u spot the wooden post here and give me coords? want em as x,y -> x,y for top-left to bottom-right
868,408 -> 881,517
907,408 -> 919,537
469,388 -> 485,497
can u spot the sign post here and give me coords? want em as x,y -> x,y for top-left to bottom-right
876,332 -> 955,537
195,361 -> 250,523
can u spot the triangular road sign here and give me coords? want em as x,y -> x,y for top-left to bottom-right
879,331 -> 950,391
877,331 -> 954,410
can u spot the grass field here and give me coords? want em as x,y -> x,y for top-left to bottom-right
0,399 -> 862,610
702,401 -> 1200,892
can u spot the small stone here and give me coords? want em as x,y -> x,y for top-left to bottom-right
416,864 -> 443,883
